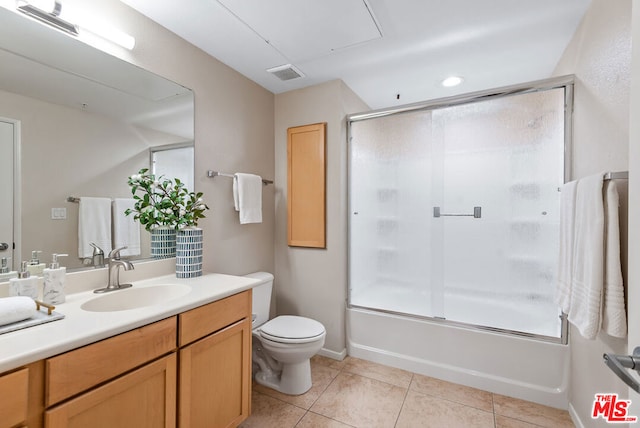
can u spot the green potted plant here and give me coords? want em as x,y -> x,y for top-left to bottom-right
126,168 -> 208,264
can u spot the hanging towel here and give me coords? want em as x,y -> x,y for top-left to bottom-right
112,198 -> 141,257
78,197 -> 112,258
601,180 -> 627,338
567,173 -> 605,340
555,180 -> 578,314
233,173 -> 263,224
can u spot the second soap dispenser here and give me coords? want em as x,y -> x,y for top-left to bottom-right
26,250 -> 45,277
9,261 -> 39,299
43,253 -> 68,305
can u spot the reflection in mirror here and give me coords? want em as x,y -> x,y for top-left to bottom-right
151,145 -> 195,192
0,6 -> 194,271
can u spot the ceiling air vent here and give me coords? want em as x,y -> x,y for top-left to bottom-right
267,64 -> 305,81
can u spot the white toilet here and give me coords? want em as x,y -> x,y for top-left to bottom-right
246,272 -> 326,395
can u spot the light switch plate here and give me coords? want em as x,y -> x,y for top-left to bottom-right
51,207 -> 67,220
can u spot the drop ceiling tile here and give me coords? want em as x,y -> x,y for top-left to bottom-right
217,0 -> 382,63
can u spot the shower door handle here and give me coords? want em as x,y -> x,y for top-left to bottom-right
433,206 -> 482,218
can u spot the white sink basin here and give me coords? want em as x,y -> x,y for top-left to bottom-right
80,284 -> 191,312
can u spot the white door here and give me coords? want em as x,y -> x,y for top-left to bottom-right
0,119 -> 15,269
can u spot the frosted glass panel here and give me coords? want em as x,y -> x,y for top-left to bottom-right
350,111 -> 434,317
435,90 -> 565,337
349,86 -> 567,339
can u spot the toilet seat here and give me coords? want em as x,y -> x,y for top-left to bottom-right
259,315 -> 325,344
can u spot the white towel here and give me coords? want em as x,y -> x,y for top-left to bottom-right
567,173 -> 605,340
233,173 -> 263,224
0,296 -> 36,327
555,180 -> 577,314
601,180 -> 627,338
78,197 -> 112,258
112,198 -> 141,257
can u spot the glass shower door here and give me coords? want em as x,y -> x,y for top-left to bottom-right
433,89 -> 565,337
349,83 -> 568,340
349,110 -> 436,318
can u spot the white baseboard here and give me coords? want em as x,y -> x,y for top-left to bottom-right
568,403 -> 585,428
318,347 -> 347,361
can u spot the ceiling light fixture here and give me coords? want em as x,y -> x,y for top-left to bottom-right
441,76 -> 464,88
15,0 -> 135,50
17,0 -> 78,35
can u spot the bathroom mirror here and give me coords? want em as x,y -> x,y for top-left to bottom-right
0,7 -> 194,271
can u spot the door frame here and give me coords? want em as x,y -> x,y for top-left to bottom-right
1,117 -> 21,271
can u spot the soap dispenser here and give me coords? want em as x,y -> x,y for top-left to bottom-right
0,257 -> 18,282
9,261 -> 39,299
26,250 -> 45,277
43,253 -> 68,305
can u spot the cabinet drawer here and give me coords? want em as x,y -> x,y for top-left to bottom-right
179,290 -> 251,346
0,367 -> 29,428
45,353 -> 177,428
46,317 -> 177,406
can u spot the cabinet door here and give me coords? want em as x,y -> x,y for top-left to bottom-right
45,354 -> 176,428
179,318 -> 251,428
0,367 -> 28,428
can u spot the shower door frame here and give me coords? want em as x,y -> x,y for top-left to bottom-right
346,75 -> 574,345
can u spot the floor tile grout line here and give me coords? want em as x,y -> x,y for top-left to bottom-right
393,373 -> 414,427
491,393 -> 497,428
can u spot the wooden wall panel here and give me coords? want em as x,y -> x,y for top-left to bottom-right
287,123 -> 326,248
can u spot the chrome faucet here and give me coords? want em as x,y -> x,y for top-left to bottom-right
93,247 -> 134,293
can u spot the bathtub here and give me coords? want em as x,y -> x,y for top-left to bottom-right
347,297 -> 569,408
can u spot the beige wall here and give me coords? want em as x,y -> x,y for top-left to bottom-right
553,0 -> 631,426
274,80 -> 368,356
27,0 -> 276,275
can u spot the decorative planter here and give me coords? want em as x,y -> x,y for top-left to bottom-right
176,227 -> 203,278
150,227 -> 176,259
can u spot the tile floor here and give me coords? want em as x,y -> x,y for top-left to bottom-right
240,356 -> 574,428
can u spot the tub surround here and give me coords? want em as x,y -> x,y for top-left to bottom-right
0,264 -> 261,373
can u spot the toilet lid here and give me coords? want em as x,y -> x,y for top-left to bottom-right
260,315 -> 325,344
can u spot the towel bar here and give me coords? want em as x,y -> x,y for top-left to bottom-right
207,170 -> 273,185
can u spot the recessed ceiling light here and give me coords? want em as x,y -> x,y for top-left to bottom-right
441,76 -> 464,87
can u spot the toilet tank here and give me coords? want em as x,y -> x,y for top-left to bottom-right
244,272 -> 273,328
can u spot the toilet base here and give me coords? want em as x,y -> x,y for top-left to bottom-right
255,359 -> 312,395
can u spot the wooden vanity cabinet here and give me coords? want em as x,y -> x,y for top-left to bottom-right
44,317 -> 178,428
0,360 -> 44,428
178,290 -> 252,428
0,289 -> 252,428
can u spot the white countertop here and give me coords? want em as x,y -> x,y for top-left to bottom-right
0,272 -> 261,373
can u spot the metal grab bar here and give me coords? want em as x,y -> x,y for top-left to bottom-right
433,206 -> 482,219
603,347 -> 640,393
